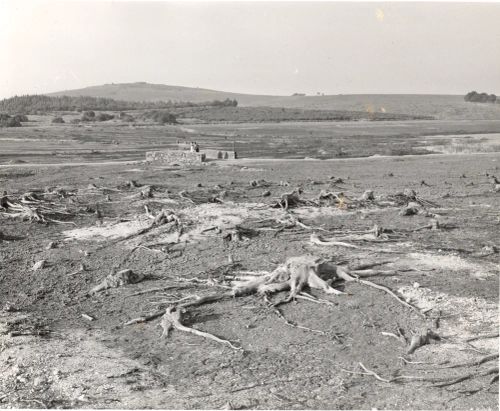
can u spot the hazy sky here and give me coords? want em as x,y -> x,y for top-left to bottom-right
1,1 -> 500,98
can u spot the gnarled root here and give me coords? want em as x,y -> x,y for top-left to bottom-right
406,329 -> 441,354
160,307 -> 242,350
336,267 -> 425,318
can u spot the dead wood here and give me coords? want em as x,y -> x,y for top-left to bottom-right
406,329 -> 441,354
124,180 -> 141,188
140,185 -> 154,198
160,306 -> 242,350
269,305 -> 338,338
32,260 -> 47,271
439,353 -> 499,369
179,189 -> 226,204
310,233 -> 360,249
358,363 -> 392,383
249,179 -> 270,188
274,188 -> 304,210
412,219 -> 441,231
350,260 -> 393,270
336,267 -> 425,318
359,190 -> 375,201
384,189 -> 439,209
310,233 -> 402,254
126,285 -> 188,297
465,333 -> 499,342
272,256 -> 344,305
0,192 -> 76,224
124,310 -> 166,325
222,226 -> 257,243
399,204 -> 420,216
318,190 -> 349,209
432,367 -> 499,388
341,364 -> 499,388
91,269 -> 144,294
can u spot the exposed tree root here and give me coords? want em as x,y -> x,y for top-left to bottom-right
126,285 -> 189,297
0,192 -> 76,224
439,353 -> 499,369
272,188 -> 319,210
124,255 -> 422,352
406,329 -> 441,354
341,363 -> 499,388
310,233 -> 402,254
272,256 -> 345,305
359,363 -> 392,383
124,310 -> 167,326
432,367 -> 499,388
160,306 -> 242,350
269,305 -> 342,340
91,269 -> 144,294
465,333 -> 499,343
335,267 -> 425,318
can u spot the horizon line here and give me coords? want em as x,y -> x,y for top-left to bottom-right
0,81 -> 481,100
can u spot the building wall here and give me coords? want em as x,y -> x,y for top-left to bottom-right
146,150 -> 206,165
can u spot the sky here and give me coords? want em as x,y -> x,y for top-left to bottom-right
1,1 -> 500,98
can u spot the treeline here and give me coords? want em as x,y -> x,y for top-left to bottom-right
0,94 -> 238,114
464,91 -> 497,103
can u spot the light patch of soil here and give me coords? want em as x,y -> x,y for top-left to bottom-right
408,252 -> 499,279
64,218 -> 151,242
398,285 -> 498,364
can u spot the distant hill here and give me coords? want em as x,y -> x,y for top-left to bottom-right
48,82 -> 500,120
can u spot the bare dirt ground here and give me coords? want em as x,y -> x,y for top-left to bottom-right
0,151 -> 498,409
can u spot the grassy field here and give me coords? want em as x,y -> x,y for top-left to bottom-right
173,105 -> 431,122
48,82 -> 500,120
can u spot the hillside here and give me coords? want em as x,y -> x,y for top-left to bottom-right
48,82 -> 500,120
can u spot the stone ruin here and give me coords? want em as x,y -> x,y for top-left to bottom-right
146,149 -> 237,165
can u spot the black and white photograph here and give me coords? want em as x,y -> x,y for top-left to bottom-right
0,0 -> 499,409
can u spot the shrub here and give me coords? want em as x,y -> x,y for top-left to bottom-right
0,113 -> 21,127
95,113 -> 114,121
155,112 -> 176,124
13,114 -> 28,122
465,91 -> 497,103
119,112 -> 135,122
70,118 -> 81,124
142,110 -> 177,124
52,116 -> 65,124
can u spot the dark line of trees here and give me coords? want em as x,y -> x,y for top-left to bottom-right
0,113 -> 27,127
0,94 -> 238,114
464,91 -> 497,103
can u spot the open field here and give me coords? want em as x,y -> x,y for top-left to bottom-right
48,83 -> 500,120
0,150 -> 499,409
1,115 -> 500,164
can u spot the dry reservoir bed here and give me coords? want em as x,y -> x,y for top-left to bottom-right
0,153 -> 498,409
